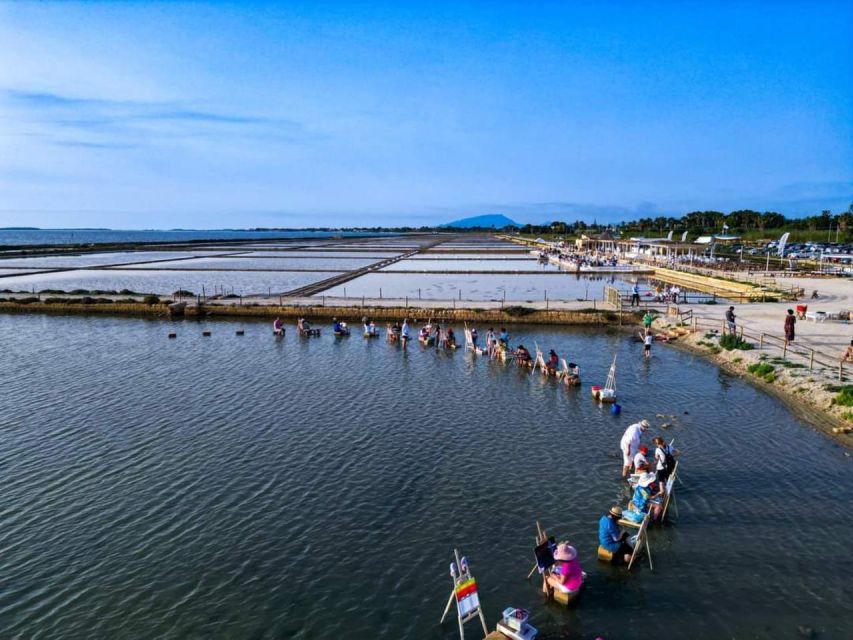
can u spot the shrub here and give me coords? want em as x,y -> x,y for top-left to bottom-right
503,305 -> 536,317
747,362 -> 776,382
173,289 -> 194,297
119,289 -> 138,296
835,386 -> 853,407
39,288 -> 66,294
719,334 -> 754,351
69,289 -> 91,295
142,295 -> 161,305
14,297 -> 40,304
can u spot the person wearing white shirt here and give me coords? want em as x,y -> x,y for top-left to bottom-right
633,445 -> 649,472
620,419 -> 649,478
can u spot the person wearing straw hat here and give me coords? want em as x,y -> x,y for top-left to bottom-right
620,419 -> 650,478
543,541 -> 584,597
599,506 -> 633,564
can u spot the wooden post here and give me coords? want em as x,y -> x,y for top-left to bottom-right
783,339 -> 788,358
809,349 -> 814,371
759,333 -> 764,351
840,361 -> 844,382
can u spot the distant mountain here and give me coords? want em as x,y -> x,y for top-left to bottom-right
440,214 -> 520,229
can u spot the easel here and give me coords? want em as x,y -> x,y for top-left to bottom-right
440,548 -> 489,639
464,323 -> 478,354
627,513 -> 653,571
530,342 -> 546,375
526,521 -> 553,579
661,461 -> 679,521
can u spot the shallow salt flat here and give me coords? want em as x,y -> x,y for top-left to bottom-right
408,253 -> 536,260
0,269 -> 49,278
240,250 -> 404,258
0,251 -> 238,269
121,256 -> 379,271
380,259 -> 561,272
318,272 -> 626,300
0,269 -> 341,295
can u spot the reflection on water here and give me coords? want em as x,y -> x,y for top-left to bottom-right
381,259 -> 561,272
321,272 -> 628,300
0,314 -> 849,639
0,269 -> 340,295
127,257 -> 379,271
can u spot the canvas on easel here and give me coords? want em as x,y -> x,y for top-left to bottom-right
627,512 -> 653,571
531,342 -> 546,375
440,548 -> 489,639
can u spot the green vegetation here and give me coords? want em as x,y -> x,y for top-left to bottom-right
719,334 -> 753,351
514,204 -> 852,243
747,362 -> 777,382
142,295 -> 161,305
769,357 -> 806,369
503,305 -> 536,317
830,386 -> 853,407
172,289 -> 194,297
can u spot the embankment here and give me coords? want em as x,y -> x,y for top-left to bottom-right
657,319 -> 853,447
0,299 -> 640,326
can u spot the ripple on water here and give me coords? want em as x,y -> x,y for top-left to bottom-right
0,315 -> 850,639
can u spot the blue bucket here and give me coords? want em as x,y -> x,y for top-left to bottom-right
611,403 -> 622,415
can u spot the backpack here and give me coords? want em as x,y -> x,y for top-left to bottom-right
663,446 -> 676,470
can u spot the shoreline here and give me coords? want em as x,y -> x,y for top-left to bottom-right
0,299 -> 633,325
661,323 -> 852,448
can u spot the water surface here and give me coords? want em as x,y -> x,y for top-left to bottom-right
0,314 -> 849,639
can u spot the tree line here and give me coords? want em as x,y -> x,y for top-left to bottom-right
516,203 -> 853,237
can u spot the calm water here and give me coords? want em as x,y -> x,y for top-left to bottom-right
0,251 -> 240,270
0,269 -> 340,295
0,229 -> 391,246
381,259 -> 561,272
1,314 -> 850,639
128,257 -> 381,271
321,272 -> 627,301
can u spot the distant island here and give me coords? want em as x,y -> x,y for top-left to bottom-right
0,227 -> 41,230
439,214 -> 520,229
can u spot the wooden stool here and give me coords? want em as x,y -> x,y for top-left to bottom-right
597,546 -> 614,562
552,587 -> 579,605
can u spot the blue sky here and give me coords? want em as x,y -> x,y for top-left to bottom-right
0,1 -> 851,229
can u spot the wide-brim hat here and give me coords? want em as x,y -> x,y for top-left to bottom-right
553,542 -> 577,562
639,419 -> 650,429
609,505 -> 623,517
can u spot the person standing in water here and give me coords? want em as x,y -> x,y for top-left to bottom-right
784,309 -> 796,342
643,330 -> 653,358
401,318 -> 410,348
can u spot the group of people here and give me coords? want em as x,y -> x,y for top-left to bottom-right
597,419 -> 680,563
416,321 -> 456,349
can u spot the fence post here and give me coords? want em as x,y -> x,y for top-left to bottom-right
809,349 -> 814,371
759,333 -> 764,351
783,339 -> 788,358
840,361 -> 844,382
